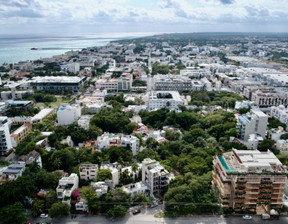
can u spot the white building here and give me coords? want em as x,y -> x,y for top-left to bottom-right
57,104 -> 81,125
0,117 -> 12,156
276,140 -> 288,153
118,74 -> 133,91
237,109 -> 268,141
31,108 -> 54,123
100,162 -> 121,188
148,91 -> 183,111
142,158 -> 170,196
77,115 -> 93,130
271,105 -> 288,130
122,182 -> 148,196
56,173 -> 79,201
96,133 -> 140,156
18,150 -> 42,168
268,127 -> 287,141
91,181 -> 109,197
79,164 -> 98,181
95,79 -> 118,91
1,162 -> 26,181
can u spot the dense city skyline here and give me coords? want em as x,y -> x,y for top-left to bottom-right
0,0 -> 288,34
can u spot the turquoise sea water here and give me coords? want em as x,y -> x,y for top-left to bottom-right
0,33 -> 153,65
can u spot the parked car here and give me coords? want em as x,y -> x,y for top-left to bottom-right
40,213 -> 48,218
132,209 -> 141,215
242,215 -> 252,220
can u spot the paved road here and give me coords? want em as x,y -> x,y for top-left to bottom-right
29,209 -> 288,224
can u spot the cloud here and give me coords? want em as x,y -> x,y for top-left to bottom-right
218,0 -> 235,4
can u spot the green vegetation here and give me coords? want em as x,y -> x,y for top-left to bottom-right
49,202 -> 69,218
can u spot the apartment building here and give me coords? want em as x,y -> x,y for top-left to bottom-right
10,123 -> 32,147
212,149 -> 287,214
271,105 -> 288,130
153,75 -> 193,92
0,116 -> 12,156
79,164 -> 98,181
148,91 -> 184,111
95,78 -> 118,91
100,162 -> 121,188
237,109 -> 268,141
57,104 -> 81,126
118,74 -> 133,91
243,87 -> 288,107
142,158 -> 170,196
96,133 -> 140,156
56,173 -> 79,201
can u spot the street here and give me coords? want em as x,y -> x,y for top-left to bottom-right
29,206 -> 288,224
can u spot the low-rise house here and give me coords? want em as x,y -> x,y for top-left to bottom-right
91,181 -> 109,197
18,150 -> 42,168
1,162 -> 26,181
56,173 -> 79,202
276,139 -> 288,153
75,199 -> 88,213
268,126 -> 287,141
122,182 -> 148,196
10,123 -> 32,147
79,164 -> 98,181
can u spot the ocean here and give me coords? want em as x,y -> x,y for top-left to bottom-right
0,32 -> 154,65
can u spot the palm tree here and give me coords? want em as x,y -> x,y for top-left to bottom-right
131,161 -> 139,180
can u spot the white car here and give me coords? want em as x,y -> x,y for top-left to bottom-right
242,215 -> 252,220
40,213 -> 48,218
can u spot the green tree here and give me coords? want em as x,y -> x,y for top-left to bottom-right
86,192 -> 100,214
258,139 -> 275,151
0,202 -> 27,224
97,169 -> 112,181
49,202 -> 69,218
31,199 -> 45,217
107,205 -> 127,217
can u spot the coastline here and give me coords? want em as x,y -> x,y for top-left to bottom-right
0,32 -> 156,65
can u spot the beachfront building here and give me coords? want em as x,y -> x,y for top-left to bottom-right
0,116 -> 12,156
142,158 -> 170,196
148,91 -> 183,111
212,149 -> 287,214
57,104 -> 81,126
237,109 -> 268,141
30,76 -> 86,92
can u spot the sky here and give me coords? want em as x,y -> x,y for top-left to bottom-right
0,0 -> 288,35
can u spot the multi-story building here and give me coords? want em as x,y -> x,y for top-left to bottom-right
30,76 -> 86,92
56,173 -> 79,201
95,78 -> 118,91
153,75 -> 193,92
118,74 -> 133,91
57,104 -> 81,126
96,133 -> 140,156
79,164 -> 98,181
31,108 -> 54,124
243,87 -> 288,107
142,158 -> 170,196
100,162 -> 121,188
212,149 -> 287,214
148,91 -> 184,111
0,116 -> 12,156
237,109 -> 268,141
10,123 -> 32,147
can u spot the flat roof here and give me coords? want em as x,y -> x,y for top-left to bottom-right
31,76 -> 85,84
